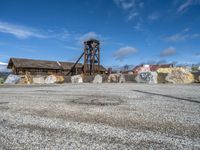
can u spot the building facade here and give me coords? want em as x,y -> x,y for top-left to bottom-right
7,58 -> 106,76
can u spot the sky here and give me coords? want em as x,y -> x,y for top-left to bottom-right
0,0 -> 200,68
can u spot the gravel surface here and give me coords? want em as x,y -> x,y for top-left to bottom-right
0,83 -> 200,149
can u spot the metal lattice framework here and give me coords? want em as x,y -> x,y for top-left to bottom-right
66,39 -> 100,76
83,39 -> 100,75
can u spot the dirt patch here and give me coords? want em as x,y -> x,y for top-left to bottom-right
0,102 -> 9,105
71,95 -> 124,106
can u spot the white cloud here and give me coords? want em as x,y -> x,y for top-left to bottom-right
78,32 -> 100,42
183,27 -> 190,32
160,47 -> 176,57
148,12 -> 160,21
165,33 -> 200,42
49,29 -> 71,41
177,0 -> 193,13
165,34 -> 186,42
114,0 -> 136,10
128,12 -> 139,20
133,22 -> 142,31
165,28 -> 200,42
113,46 -> 137,61
76,32 -> 110,45
61,30 -> 71,39
177,0 -> 200,13
0,21 -> 47,39
113,0 -> 143,21
0,62 -> 7,65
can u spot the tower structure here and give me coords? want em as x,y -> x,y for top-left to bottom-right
83,39 -> 100,75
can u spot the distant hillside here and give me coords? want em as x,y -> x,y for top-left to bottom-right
108,65 -> 135,72
0,72 -> 10,80
0,62 -> 11,80
0,62 -> 11,73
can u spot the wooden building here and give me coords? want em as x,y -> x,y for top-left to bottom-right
7,58 -> 106,76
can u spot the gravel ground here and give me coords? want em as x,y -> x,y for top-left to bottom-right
0,83 -> 200,150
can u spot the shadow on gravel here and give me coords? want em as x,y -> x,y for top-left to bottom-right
132,90 -> 200,104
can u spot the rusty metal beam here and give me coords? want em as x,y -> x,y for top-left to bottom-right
66,52 -> 84,76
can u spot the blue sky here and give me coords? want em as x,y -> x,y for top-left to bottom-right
0,0 -> 200,67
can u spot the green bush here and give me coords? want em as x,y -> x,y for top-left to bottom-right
0,78 -> 4,84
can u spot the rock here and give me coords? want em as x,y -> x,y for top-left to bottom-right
33,76 -> 45,84
166,69 -> 194,84
93,74 -> 103,83
157,68 -> 172,74
107,74 -> 120,83
119,74 -> 126,83
108,74 -> 118,83
135,72 -> 157,84
45,75 -> 57,84
108,73 -> 126,83
191,72 -> 200,83
157,67 -> 188,74
45,75 -> 65,84
56,76 -> 65,83
157,73 -> 168,83
149,72 -> 158,84
71,75 -> 83,83
4,75 -> 20,84
83,76 -> 94,83
157,67 -> 195,84
19,74 -> 33,84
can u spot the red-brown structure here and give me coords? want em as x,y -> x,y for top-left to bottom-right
83,39 -> 100,75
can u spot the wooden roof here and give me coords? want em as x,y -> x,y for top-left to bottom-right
7,58 -> 82,70
7,58 -> 106,71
